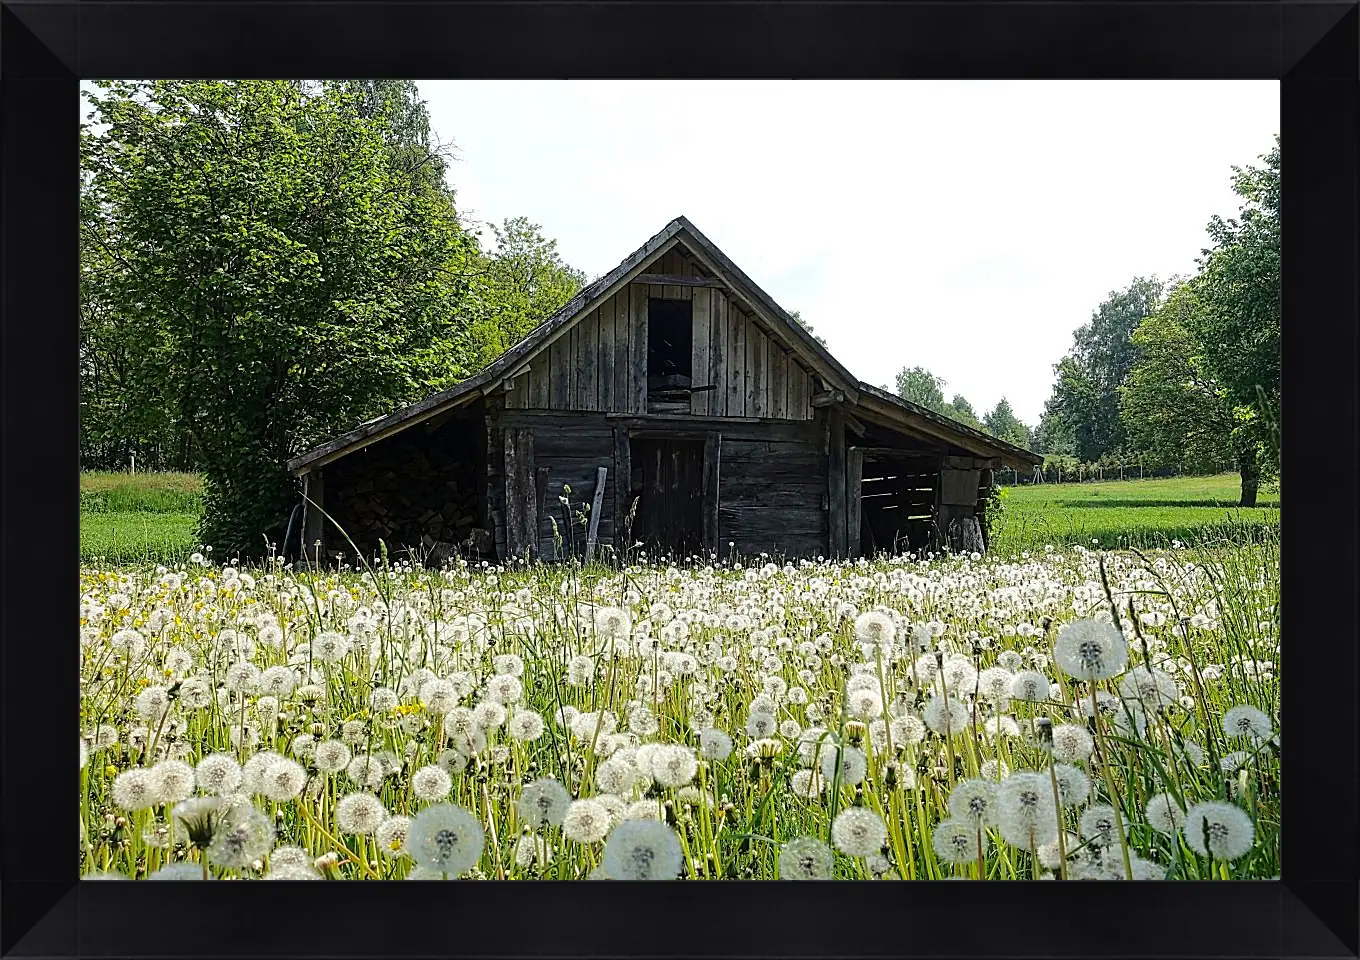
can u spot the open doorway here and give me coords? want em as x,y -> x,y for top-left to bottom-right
630,436 -> 705,558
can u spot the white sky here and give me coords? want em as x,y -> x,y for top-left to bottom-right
421,80 -> 1278,426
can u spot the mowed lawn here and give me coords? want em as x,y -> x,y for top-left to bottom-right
79,470 -> 1280,564
991,472 -> 1280,555
80,471 -> 202,564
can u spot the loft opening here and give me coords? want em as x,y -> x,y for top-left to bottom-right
647,298 -> 692,380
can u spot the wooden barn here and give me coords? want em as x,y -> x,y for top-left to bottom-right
286,217 -> 1042,565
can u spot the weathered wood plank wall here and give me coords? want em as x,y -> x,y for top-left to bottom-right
503,245 -> 817,421
718,431 -> 827,558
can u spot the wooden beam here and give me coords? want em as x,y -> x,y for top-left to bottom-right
534,466 -> 549,560
504,428 -> 536,561
810,389 -> 846,408
847,447 -> 863,558
703,433 -> 721,552
828,412 -> 846,557
613,427 -> 631,557
636,273 -> 725,288
942,455 -> 1001,470
584,466 -> 607,562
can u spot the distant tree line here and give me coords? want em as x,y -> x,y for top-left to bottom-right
80,80 -> 584,553
889,137 -> 1279,507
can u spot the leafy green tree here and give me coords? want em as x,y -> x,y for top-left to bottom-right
463,217 -> 586,370
894,366 -> 948,412
1121,281 -> 1234,475
1044,277 -> 1164,461
81,80 -> 481,554
1183,138 -> 1280,506
982,397 -> 1031,449
942,394 -> 983,431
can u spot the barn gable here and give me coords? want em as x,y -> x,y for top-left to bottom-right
287,217 -> 1041,566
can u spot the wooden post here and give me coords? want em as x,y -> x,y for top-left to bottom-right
534,466 -> 549,560
503,428 -> 535,562
847,446 -> 863,559
702,433 -> 721,553
584,466 -> 608,562
828,411 -> 846,557
977,467 -> 994,553
613,427 -> 631,558
303,469 -> 325,561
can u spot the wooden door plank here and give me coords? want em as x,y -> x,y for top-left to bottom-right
847,446 -> 863,558
710,292 -> 728,417
703,433 -> 721,552
691,288 -> 711,415
828,412 -> 846,557
630,285 -> 648,413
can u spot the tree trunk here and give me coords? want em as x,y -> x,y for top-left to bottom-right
1237,447 -> 1260,508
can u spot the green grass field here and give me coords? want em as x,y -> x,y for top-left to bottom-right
78,470 -> 1280,564
991,473 -> 1280,555
80,472 -> 202,564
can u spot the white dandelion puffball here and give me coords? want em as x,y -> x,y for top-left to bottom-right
517,778 -> 572,830
1078,804 -> 1126,848
112,768 -> 158,811
133,685 -> 171,720
376,816 -> 412,858
650,744 -> 699,789
1145,793 -> 1186,835
1011,670 -> 1050,703
1118,666 -> 1180,711
1053,618 -> 1128,681
853,610 -> 896,646
923,695 -> 970,737
207,804 -> 275,870
515,834 -> 554,869
269,846 -> 313,870
1222,704 -> 1273,742
1051,764 -> 1091,807
745,711 -> 778,739
1182,802 -> 1255,860
831,807 -> 888,858
370,686 -> 399,713
779,837 -> 835,880
314,740 -> 352,774
507,710 -> 545,742
1049,724 -> 1095,764
820,744 -> 868,786
699,728 -> 734,761
933,820 -> 988,865
257,758 -> 307,802
411,765 -> 453,802
846,687 -> 884,720
790,768 -> 825,799
346,755 -> 386,791
995,772 -> 1060,850
406,803 -> 485,876
335,792 -> 387,835
486,674 -> 524,705
148,863 -> 207,880
311,631 -> 352,663
601,820 -> 684,880
419,678 -> 459,714
150,760 -> 196,803
890,715 -> 926,745
562,798 -> 611,844
595,755 -> 641,795
947,779 -> 997,825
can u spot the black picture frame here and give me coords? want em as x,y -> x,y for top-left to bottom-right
3,2 -> 1355,957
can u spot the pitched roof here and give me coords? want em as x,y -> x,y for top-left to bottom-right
288,216 -> 1041,474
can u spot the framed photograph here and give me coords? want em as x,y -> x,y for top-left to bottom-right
3,2 -> 1355,958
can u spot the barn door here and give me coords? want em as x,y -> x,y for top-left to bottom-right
632,437 -> 705,559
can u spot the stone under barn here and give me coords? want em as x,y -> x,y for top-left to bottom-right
286,217 -> 1042,565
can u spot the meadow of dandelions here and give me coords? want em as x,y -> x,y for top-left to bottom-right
79,537 -> 1280,880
